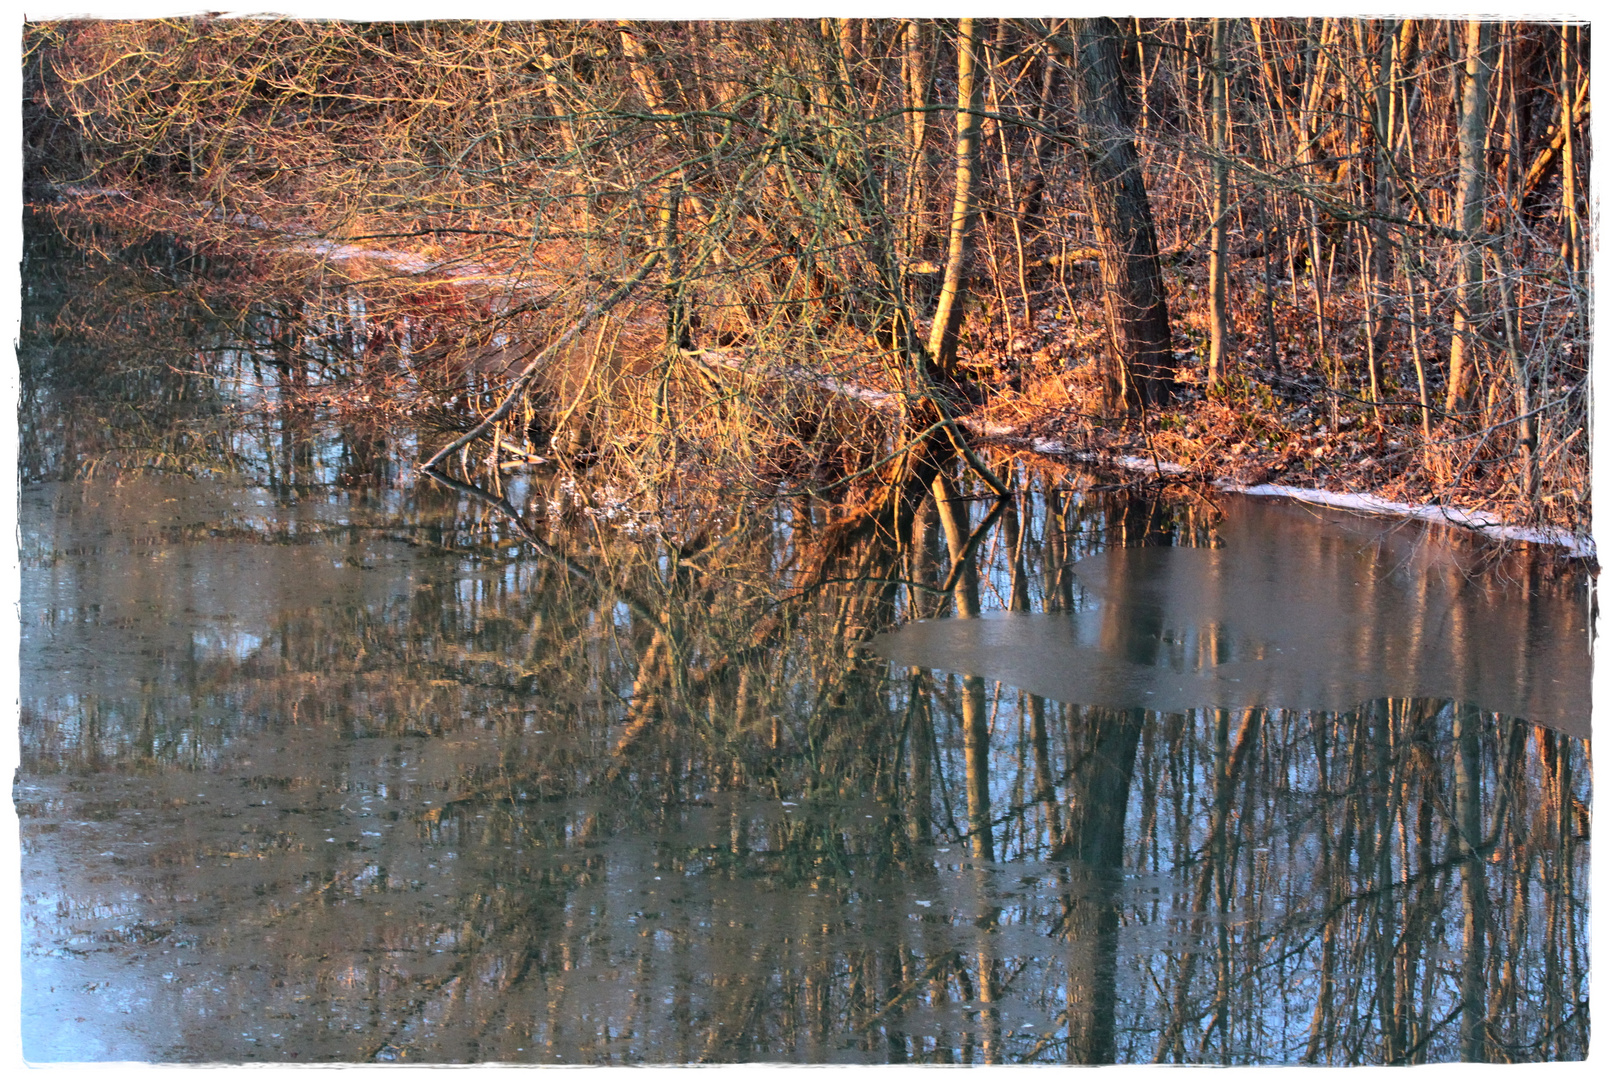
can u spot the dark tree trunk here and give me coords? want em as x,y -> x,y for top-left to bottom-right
1068,18 -> 1176,411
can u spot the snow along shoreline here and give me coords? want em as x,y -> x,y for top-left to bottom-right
686,349 -> 1598,562
995,429 -> 1596,560
1215,482 -> 1596,560
45,205 -> 1578,562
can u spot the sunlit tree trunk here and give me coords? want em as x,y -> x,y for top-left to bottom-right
617,23 -> 694,369
1559,25 -> 1584,284
535,37 -> 593,245
1445,20 -> 1495,414
1206,18 -> 1231,390
1495,254 -> 1535,500
927,18 -> 982,379
901,19 -> 932,261
1361,19 -> 1400,417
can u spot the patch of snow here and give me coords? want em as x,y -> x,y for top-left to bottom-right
975,418 -> 1590,557
1219,480 -> 1595,558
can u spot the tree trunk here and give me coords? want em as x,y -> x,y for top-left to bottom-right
535,39 -> 593,243
1445,20 -> 1494,414
901,20 -> 932,263
1207,18 -> 1231,389
1359,19 -> 1399,417
618,23 -> 693,359
1558,24 -> 1584,285
1063,18 -> 1176,411
927,18 -> 982,379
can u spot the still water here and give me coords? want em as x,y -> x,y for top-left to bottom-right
874,496 -> 1591,736
16,241 -> 1593,1064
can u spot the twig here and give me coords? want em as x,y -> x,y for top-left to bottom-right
418,245 -> 665,473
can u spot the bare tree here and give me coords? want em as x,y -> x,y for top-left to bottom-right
1044,18 -> 1176,410
1445,20 -> 1496,414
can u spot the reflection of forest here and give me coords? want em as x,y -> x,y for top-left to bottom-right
18,240 -> 1590,1064
21,436 -> 1590,1062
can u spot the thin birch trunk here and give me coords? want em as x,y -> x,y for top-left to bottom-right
902,20 -> 932,263
928,18 -> 982,378
1445,20 -> 1495,414
1207,18 -> 1231,389
1559,24 -> 1584,285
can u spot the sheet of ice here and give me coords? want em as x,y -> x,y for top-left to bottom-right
873,496 -> 1593,736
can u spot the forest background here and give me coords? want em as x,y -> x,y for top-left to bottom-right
10,5 -> 1602,558
6,10 -> 1604,1071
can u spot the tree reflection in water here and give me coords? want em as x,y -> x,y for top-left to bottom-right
18,241 -> 1592,1065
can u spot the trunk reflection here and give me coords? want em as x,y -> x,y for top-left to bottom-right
18,242 -> 1593,1063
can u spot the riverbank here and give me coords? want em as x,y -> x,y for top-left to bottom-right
954,318 -> 1594,560
970,404 -> 1596,561
688,340 -> 1595,560
24,202 -> 1590,563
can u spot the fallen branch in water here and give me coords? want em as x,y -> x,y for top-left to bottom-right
417,244 -> 665,475
685,348 -> 904,415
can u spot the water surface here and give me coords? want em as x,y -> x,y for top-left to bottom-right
873,496 -> 1591,736
17,236 -> 1593,1064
